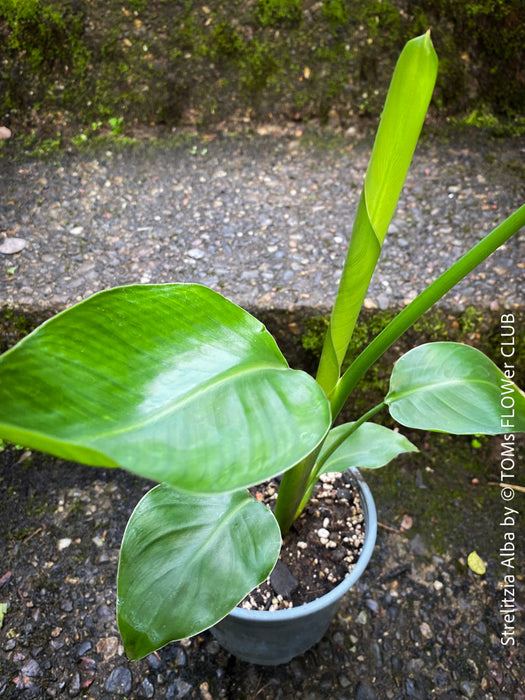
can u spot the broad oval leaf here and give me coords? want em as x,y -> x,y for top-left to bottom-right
117,484 -> 281,660
316,422 -> 418,475
386,342 -> 525,434
0,284 -> 331,492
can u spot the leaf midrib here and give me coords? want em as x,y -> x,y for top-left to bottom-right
387,375 -> 498,403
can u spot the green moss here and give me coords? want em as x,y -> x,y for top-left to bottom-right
254,0 -> 303,27
239,39 -> 280,96
1,0 -> 523,135
322,0 -> 350,29
451,108 -> 525,137
364,430 -> 518,554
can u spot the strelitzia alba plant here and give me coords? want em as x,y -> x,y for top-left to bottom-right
0,33 -> 524,660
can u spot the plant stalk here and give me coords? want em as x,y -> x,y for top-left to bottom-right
330,203 -> 525,419
312,402 -> 386,477
274,451 -> 318,536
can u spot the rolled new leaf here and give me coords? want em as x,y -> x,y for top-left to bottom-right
316,32 -> 438,399
117,485 -> 281,660
386,342 -> 525,434
0,284 -> 331,493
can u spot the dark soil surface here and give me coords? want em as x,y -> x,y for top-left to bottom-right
242,472 -> 365,611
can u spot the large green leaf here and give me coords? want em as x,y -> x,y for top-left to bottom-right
117,484 -> 281,660
0,284 -> 331,492
386,342 -> 525,434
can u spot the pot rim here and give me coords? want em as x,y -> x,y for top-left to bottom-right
228,466 -> 377,622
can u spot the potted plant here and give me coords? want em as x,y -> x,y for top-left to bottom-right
0,32 -> 524,665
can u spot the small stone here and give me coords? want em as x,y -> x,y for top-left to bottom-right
168,678 -> 192,698
0,126 -> 11,139
174,646 -> 186,666
433,580 -> 444,591
187,248 -> 205,259
205,639 -> 220,654
60,598 -> 73,612
377,294 -> 390,310
0,237 -> 27,255
21,659 -> 41,677
141,677 -> 155,699
365,598 -> 379,614
76,641 -> 92,656
96,636 -> 119,661
70,226 -> 84,236
355,680 -> 378,700
410,533 -> 428,556
419,622 -> 433,639
459,680 -> 477,698
104,666 -> 132,695
58,538 -> 72,550
339,674 -> 351,688
317,528 -> 330,539
270,560 -> 298,598
68,671 -> 81,697
147,652 -> 162,669
356,610 -> 368,625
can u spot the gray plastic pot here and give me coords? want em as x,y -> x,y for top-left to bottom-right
210,467 -> 377,665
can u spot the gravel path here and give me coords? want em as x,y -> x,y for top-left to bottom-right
1,129 -> 524,315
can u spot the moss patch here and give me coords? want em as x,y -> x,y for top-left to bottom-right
1,1 -> 523,137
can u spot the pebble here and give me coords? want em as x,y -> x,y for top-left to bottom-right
410,534 -> 428,556
355,680 -> 378,700
0,237 -> 27,255
97,636 -> 119,660
356,610 -> 368,625
270,559 -> 299,597
459,680 -> 477,698
68,671 -> 81,697
104,666 -> 132,695
167,678 -> 192,698
141,677 -> 155,698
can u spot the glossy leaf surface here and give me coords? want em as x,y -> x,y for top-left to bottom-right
386,342 -> 525,434
316,32 -> 438,398
0,284 -> 331,492
293,422 -> 417,517
117,484 -> 281,660
315,422 -> 418,475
